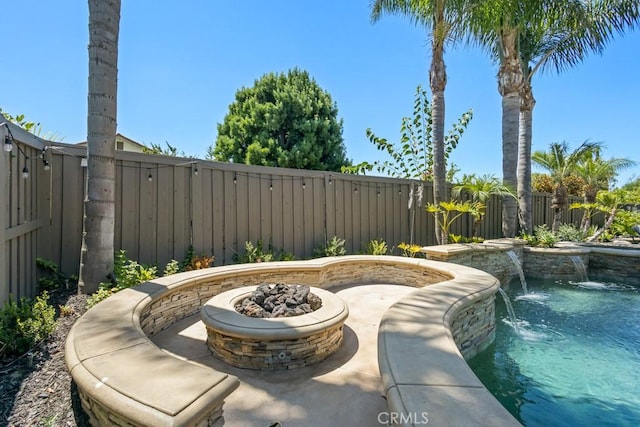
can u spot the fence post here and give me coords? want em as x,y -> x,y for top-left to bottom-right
0,125 -> 8,304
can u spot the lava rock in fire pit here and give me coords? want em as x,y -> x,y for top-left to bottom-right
235,283 -> 323,318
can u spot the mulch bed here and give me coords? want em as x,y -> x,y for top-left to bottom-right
0,288 -> 90,427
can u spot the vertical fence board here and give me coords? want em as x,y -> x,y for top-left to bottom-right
302,178 -> 314,257
60,155 -> 83,276
343,180 -> 353,247
291,178 -> 303,256
268,175 -> 281,259
324,176 -> 335,245
211,170 -> 225,265
282,177 -> 294,254
120,161 -> 140,259
223,171 -> 237,263
139,163 -> 157,264
155,165 -> 174,265
258,174 -> 272,251
235,172 -> 249,255
0,136 -> 7,302
114,162 -> 123,257
333,179 -> 344,245
173,166 -> 190,262
198,168 -> 214,257
190,167 -> 204,257
246,174 -> 261,248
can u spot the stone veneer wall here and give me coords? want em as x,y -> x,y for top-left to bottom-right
207,323 -> 344,370
522,247 -> 590,280
77,388 -> 224,427
421,239 -> 639,287
587,247 -> 640,286
450,294 -> 496,360
421,239 -> 527,286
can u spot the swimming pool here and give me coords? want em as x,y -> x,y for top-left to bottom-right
469,277 -> 640,426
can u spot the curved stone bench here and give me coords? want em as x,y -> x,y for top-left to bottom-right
66,256 -> 518,426
65,280 -> 240,427
377,262 -> 521,426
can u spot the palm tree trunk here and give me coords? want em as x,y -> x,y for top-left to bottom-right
79,0 -> 121,294
517,81 -> 535,234
551,184 -> 568,233
581,186 -> 598,230
498,29 -> 523,238
431,16 -> 448,245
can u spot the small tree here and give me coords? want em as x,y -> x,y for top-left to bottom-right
342,86 -> 472,244
343,86 -> 471,182
209,68 -> 350,171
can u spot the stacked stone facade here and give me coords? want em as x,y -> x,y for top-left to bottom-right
206,323 -> 344,370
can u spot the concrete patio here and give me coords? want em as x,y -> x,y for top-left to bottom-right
152,283 -> 417,427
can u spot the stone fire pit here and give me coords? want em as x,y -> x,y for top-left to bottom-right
201,285 -> 348,370
235,283 -> 323,318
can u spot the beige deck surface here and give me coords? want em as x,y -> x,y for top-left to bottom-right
152,283 -> 416,427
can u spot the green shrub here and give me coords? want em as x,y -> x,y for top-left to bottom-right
179,245 -> 197,271
610,210 -> 640,239
533,225 -> 559,248
556,223 -> 588,242
314,236 -> 346,257
163,259 -> 180,276
234,240 -> 274,263
86,248 -> 216,308
232,239 -> 295,263
363,239 -> 388,255
0,291 -> 56,355
86,287 -> 118,308
87,250 -> 159,308
36,257 -> 76,292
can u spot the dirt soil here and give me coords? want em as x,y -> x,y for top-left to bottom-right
0,288 -> 90,427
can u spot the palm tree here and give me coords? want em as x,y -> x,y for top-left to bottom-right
516,0 -> 640,234
532,141 -> 598,232
78,0 -> 121,294
465,0 -> 558,238
574,149 -> 636,229
452,173 -> 516,237
371,0 -> 469,244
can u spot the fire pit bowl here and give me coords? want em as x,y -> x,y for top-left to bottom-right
201,286 -> 348,370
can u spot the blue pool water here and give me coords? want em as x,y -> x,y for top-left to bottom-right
468,277 -> 640,426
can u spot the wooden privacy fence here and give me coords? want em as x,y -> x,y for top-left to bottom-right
1,123 -> 589,304
1,119 -> 51,305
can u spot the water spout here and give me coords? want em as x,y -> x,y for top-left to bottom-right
497,288 -> 519,331
506,250 -> 528,294
569,255 -> 589,282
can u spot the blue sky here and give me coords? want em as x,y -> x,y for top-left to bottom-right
3,1 -> 639,185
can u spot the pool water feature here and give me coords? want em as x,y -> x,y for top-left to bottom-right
506,250 -> 528,294
469,277 -> 640,426
569,255 -> 589,282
